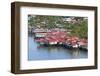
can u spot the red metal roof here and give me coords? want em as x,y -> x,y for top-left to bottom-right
35,30 -> 87,45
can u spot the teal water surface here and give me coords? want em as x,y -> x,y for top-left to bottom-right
28,35 -> 88,61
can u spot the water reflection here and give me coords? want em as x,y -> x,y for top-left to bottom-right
28,35 -> 88,60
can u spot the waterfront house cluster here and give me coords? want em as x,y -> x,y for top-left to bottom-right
30,28 -> 87,51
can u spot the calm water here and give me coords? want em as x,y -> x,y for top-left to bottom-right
28,35 -> 88,61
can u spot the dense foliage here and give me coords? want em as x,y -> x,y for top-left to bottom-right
69,20 -> 88,39
28,15 -> 88,39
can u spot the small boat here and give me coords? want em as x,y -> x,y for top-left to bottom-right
63,43 -> 72,49
72,44 -> 79,48
78,40 -> 88,51
79,45 -> 87,51
49,42 -> 57,45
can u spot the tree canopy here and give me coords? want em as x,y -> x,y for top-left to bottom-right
28,15 -> 88,39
